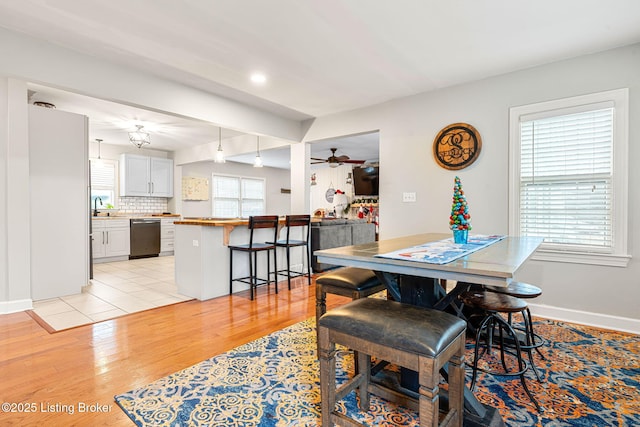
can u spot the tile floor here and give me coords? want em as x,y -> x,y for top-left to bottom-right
31,256 -> 192,331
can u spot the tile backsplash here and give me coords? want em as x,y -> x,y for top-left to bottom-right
117,196 -> 168,214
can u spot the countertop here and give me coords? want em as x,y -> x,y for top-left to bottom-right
92,214 -> 181,220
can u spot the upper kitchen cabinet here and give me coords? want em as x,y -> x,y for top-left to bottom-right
120,154 -> 173,197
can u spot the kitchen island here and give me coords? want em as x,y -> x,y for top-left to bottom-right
174,218 -> 289,300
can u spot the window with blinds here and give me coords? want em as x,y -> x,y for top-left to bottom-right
212,174 -> 265,218
509,88 -> 629,266
520,108 -> 613,250
90,159 -> 118,208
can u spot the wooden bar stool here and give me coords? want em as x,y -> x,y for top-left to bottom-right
459,290 -> 541,411
229,215 -> 279,300
272,214 -> 312,290
315,267 -> 386,343
318,298 -> 466,427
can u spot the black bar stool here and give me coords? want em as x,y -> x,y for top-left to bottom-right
271,214 -> 312,290
459,290 -> 542,411
229,215 -> 279,300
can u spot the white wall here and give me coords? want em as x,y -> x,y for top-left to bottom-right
302,44 -> 640,327
179,161 -> 291,218
310,164 -> 355,215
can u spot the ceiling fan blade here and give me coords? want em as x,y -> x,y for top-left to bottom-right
335,155 -> 350,162
342,159 -> 366,164
310,157 -> 328,161
311,160 -> 326,164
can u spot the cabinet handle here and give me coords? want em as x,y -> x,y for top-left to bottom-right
151,182 -> 154,194
106,231 -> 109,245
102,231 -> 105,244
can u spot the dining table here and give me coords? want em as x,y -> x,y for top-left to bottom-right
315,232 -> 544,427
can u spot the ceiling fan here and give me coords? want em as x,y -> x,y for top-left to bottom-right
311,148 -> 366,168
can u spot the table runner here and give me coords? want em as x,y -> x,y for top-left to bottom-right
375,234 -> 505,265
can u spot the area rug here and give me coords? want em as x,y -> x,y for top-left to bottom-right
115,317 -> 640,426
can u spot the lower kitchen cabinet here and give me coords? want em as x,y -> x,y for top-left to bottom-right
92,219 -> 130,260
161,217 -> 177,254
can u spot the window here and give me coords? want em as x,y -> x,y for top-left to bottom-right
90,159 -> 118,209
509,89 -> 629,267
212,174 -> 265,218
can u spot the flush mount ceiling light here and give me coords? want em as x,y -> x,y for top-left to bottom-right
253,136 -> 263,168
128,124 -> 150,149
250,72 -> 267,85
214,127 -> 225,163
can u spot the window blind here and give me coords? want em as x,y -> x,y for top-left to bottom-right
91,160 -> 116,188
520,108 -> 613,250
212,175 -> 265,218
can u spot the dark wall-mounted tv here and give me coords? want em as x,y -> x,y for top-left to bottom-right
352,166 -> 379,196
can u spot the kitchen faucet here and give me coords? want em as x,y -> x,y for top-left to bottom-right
93,197 -> 103,217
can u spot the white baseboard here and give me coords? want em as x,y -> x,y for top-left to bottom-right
0,299 -> 33,314
529,303 -> 640,335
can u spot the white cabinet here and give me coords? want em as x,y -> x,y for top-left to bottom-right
161,217 -> 178,254
120,154 -> 173,197
92,219 -> 130,260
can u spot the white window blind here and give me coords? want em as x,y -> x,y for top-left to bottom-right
520,108 -> 613,250
90,159 -> 117,207
212,175 -> 240,218
212,174 -> 265,218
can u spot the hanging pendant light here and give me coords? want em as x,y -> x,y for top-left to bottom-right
253,136 -> 263,168
95,138 -> 103,161
129,124 -> 150,149
214,127 -> 225,163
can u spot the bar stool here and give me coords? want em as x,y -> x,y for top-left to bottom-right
484,282 -> 546,360
272,214 -> 312,290
315,267 -> 386,339
459,290 -> 541,411
229,215 -> 279,300
318,298 -> 466,427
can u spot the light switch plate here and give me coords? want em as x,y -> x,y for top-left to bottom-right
402,192 -> 417,202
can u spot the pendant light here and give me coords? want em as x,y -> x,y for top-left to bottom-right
253,136 -> 263,168
214,127 -> 225,163
94,138 -> 103,164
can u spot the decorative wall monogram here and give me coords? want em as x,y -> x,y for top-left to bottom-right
433,123 -> 482,170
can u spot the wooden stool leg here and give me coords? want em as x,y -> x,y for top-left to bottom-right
448,335 -> 465,427
357,351 -> 371,412
418,356 -> 439,427
318,326 -> 336,427
315,284 -> 326,357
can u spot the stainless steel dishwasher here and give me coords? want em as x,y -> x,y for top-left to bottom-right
129,218 -> 161,259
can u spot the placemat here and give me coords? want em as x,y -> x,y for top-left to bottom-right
375,234 -> 505,265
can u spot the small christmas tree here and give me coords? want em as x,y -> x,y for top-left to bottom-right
449,176 -> 471,232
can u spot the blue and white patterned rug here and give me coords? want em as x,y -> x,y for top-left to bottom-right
115,317 -> 640,426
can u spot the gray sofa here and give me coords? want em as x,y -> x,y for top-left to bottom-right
311,218 -> 376,272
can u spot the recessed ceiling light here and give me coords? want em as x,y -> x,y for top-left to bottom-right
250,73 -> 267,85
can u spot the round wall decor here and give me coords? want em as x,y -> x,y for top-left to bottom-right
433,122 -> 482,170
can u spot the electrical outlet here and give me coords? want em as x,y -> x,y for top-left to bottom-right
402,192 -> 417,202
193,240 -> 199,247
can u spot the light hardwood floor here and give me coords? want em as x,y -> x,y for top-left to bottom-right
0,275 -> 349,426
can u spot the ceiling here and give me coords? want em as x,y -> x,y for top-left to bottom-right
4,1 -> 640,167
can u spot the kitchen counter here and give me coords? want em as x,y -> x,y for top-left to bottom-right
174,217 -> 299,301
92,213 -> 181,219
175,217 -> 286,245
